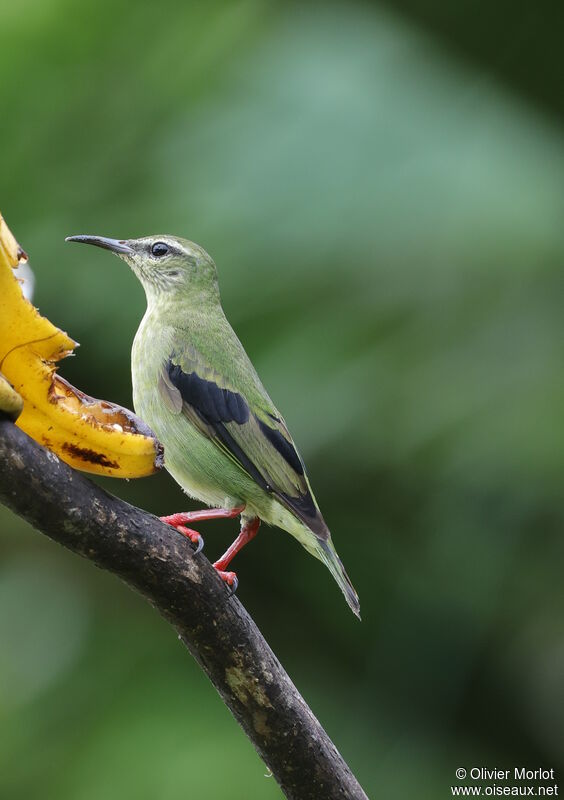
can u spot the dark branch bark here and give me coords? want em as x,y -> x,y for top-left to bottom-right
0,419 -> 368,800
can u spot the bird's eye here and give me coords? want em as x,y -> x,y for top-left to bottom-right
151,242 -> 169,258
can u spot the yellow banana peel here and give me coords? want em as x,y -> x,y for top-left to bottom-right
0,213 -> 164,477
0,373 -> 24,421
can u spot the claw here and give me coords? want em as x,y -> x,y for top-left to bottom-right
175,524 -> 204,553
214,568 -> 238,592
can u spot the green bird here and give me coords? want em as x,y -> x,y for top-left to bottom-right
66,234 -> 360,618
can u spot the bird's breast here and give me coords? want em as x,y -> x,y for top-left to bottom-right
131,314 -> 171,424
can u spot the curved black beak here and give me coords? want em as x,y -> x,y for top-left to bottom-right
65,235 -> 134,255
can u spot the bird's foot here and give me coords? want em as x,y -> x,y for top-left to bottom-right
210,517 -> 260,593
160,504 -> 245,554
213,568 -> 238,592
174,524 -> 204,553
159,516 -> 205,553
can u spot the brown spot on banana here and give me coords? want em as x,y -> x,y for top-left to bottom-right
61,442 -> 120,469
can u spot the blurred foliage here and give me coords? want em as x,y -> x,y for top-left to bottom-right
2,1 -> 564,798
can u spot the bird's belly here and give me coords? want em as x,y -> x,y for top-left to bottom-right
133,384 -> 259,517
160,423 -> 242,509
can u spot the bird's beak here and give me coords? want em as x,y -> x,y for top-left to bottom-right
65,235 -> 134,255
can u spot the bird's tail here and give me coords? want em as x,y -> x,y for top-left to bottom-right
315,537 -> 361,620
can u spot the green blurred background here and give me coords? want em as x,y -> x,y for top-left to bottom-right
2,1 -> 564,797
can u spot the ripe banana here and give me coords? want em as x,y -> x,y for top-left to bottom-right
0,213 -> 163,477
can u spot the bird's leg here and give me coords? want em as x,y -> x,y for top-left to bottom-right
213,517 -> 260,588
160,504 -> 245,552
161,504 -> 245,528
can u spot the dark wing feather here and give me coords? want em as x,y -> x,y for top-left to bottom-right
257,418 -> 304,475
163,358 -> 328,540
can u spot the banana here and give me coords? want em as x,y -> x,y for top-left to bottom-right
0,373 -> 24,421
0,212 -> 164,477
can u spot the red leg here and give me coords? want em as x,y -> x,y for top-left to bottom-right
213,517 -> 260,587
161,504 -> 245,528
160,504 -> 245,553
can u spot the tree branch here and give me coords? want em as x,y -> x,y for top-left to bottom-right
0,419 -> 368,800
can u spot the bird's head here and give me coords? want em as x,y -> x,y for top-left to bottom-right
66,234 -> 219,305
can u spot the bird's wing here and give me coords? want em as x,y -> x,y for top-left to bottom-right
158,349 -> 329,541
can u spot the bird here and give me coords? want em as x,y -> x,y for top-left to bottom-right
66,234 -> 360,618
